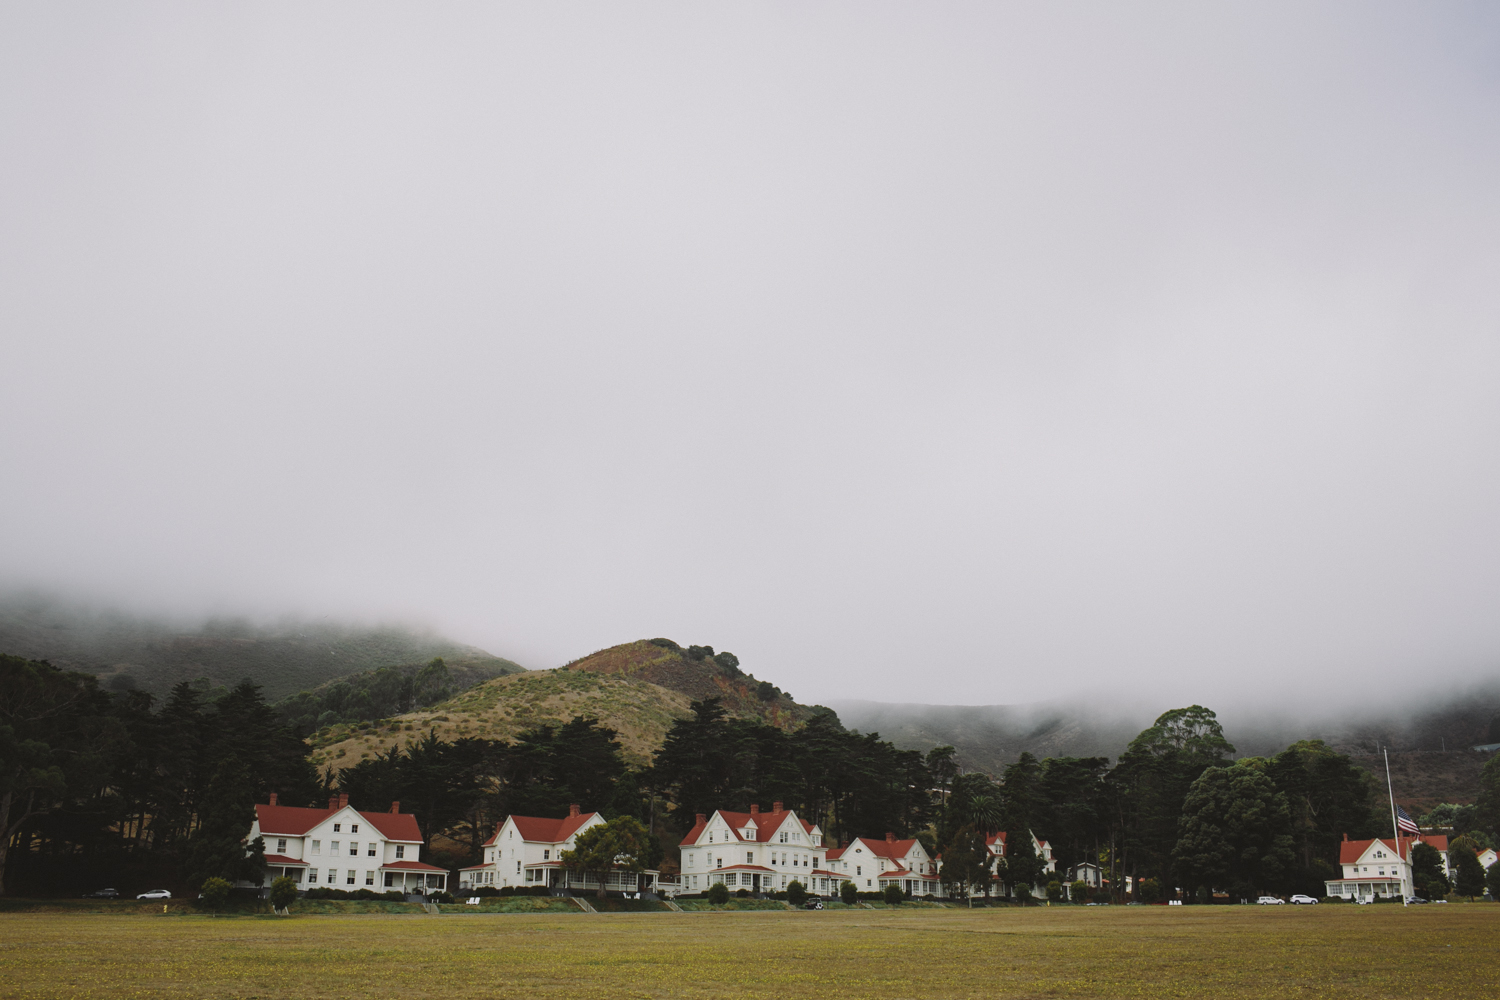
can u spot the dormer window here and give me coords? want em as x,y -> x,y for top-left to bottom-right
333,823 -> 341,833
351,824 -> 359,833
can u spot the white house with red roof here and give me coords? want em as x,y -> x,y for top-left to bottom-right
1323,833 -> 1450,901
823,832 -> 943,898
981,830 -> 1057,899
458,804 -> 662,894
678,803 -> 825,895
249,793 -> 448,894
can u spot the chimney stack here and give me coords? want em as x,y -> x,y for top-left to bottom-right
1343,833 -> 1349,842
338,793 -> 349,809
750,804 -> 759,815
886,831 -> 895,843
328,796 -> 338,810
390,801 -> 400,814
268,792 -> 278,807
696,813 -> 706,826
569,803 -> 580,818
773,801 -> 783,813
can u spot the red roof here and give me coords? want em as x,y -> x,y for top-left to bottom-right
254,803 -> 422,843
487,812 -> 600,847
1338,836 -> 1424,864
1423,835 -> 1449,851
379,860 -> 447,872
263,854 -> 308,866
713,864 -> 776,873
680,809 -> 816,846
846,837 -> 920,862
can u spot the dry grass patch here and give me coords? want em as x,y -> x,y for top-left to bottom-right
2,903 -> 1496,998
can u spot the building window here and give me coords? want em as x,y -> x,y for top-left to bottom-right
747,853 -> 754,864
308,870 -> 318,884
311,840 -> 320,855
365,871 -> 375,886
395,845 -> 405,859
384,873 -> 395,887
346,871 -> 356,886
368,844 -> 376,857
351,824 -> 359,833
331,841 -> 340,855
277,839 -> 287,853
350,843 -> 359,857
327,869 -> 337,884
333,824 -> 341,833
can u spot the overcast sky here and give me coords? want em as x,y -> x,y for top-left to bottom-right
3,3 -> 1498,708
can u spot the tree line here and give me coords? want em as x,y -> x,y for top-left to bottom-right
7,652 -> 1500,900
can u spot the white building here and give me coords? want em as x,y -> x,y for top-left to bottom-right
1323,834 -> 1450,901
678,803 -> 825,895
981,830 -> 1057,898
1066,862 -> 1103,890
825,833 -> 943,898
250,793 -> 448,894
456,804 -> 659,895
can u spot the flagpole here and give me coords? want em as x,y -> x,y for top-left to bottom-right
1383,747 -> 1406,907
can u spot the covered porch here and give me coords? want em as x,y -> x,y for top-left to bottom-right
380,860 -> 448,894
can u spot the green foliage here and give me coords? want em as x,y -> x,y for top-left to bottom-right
839,880 -> 858,905
1135,878 -> 1162,904
560,814 -> 652,898
268,876 -> 298,910
277,657 -> 520,733
1417,802 -> 1479,833
755,681 -> 777,702
882,884 -> 904,905
713,652 -> 740,675
1046,880 -> 1062,903
1173,762 -> 1295,897
1477,754 -> 1500,837
1486,861 -> 1500,898
1070,879 -> 1088,902
198,877 -> 232,909
1000,830 -> 1046,895
706,882 -> 729,903
685,646 -> 714,662
1112,706 -> 1237,889
1410,842 -> 1449,900
649,698 -> 931,846
939,826 -> 991,901
1452,847 -> 1486,899
786,879 -> 807,905
1265,740 -> 1377,888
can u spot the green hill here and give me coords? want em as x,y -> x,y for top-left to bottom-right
311,638 -> 837,774
0,593 -> 519,700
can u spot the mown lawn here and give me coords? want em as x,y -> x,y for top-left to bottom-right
1,903 -> 1494,998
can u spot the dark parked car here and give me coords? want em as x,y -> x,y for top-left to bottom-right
81,888 -> 120,899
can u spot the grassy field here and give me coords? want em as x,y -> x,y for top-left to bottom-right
1,903 -> 1495,999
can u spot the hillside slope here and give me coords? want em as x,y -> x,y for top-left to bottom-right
0,593 -> 519,699
310,638 -> 834,774
309,667 -> 696,773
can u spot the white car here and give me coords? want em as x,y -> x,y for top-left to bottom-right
136,889 -> 172,900
1256,896 -> 1284,905
1289,894 -> 1318,905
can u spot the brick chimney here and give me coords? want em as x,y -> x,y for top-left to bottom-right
268,792 -> 278,806
389,801 -> 400,814
696,813 -> 706,826
886,831 -> 895,843
749,804 -> 759,815
328,795 -> 338,810
338,793 -> 349,809
773,801 -> 783,813
1343,833 -> 1349,842
569,803 -> 580,818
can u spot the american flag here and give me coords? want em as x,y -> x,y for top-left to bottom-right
1396,805 -> 1420,836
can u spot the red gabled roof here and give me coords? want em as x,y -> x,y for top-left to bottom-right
263,854 -> 309,866
845,837 -> 920,862
498,812 -> 600,845
253,803 -> 423,843
379,860 -> 447,872
680,809 -> 817,847
1338,836 -> 1420,865
1422,835 -> 1449,851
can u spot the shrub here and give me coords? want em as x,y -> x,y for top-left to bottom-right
1013,882 -> 1032,904
839,880 -> 858,905
268,877 -> 298,911
382,890 -> 405,900
734,888 -> 749,898
882,884 -> 904,905
1136,879 -> 1163,904
428,891 -> 455,904
473,886 -> 501,897
198,877 -> 232,910
787,880 -> 807,906
707,882 -> 729,904
1195,885 -> 1211,905
686,645 -> 714,661
756,681 -> 777,701
1070,880 -> 1088,903
1046,881 -> 1062,903
713,651 -> 740,674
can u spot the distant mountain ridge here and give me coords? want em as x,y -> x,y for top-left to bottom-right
0,594 -> 521,700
